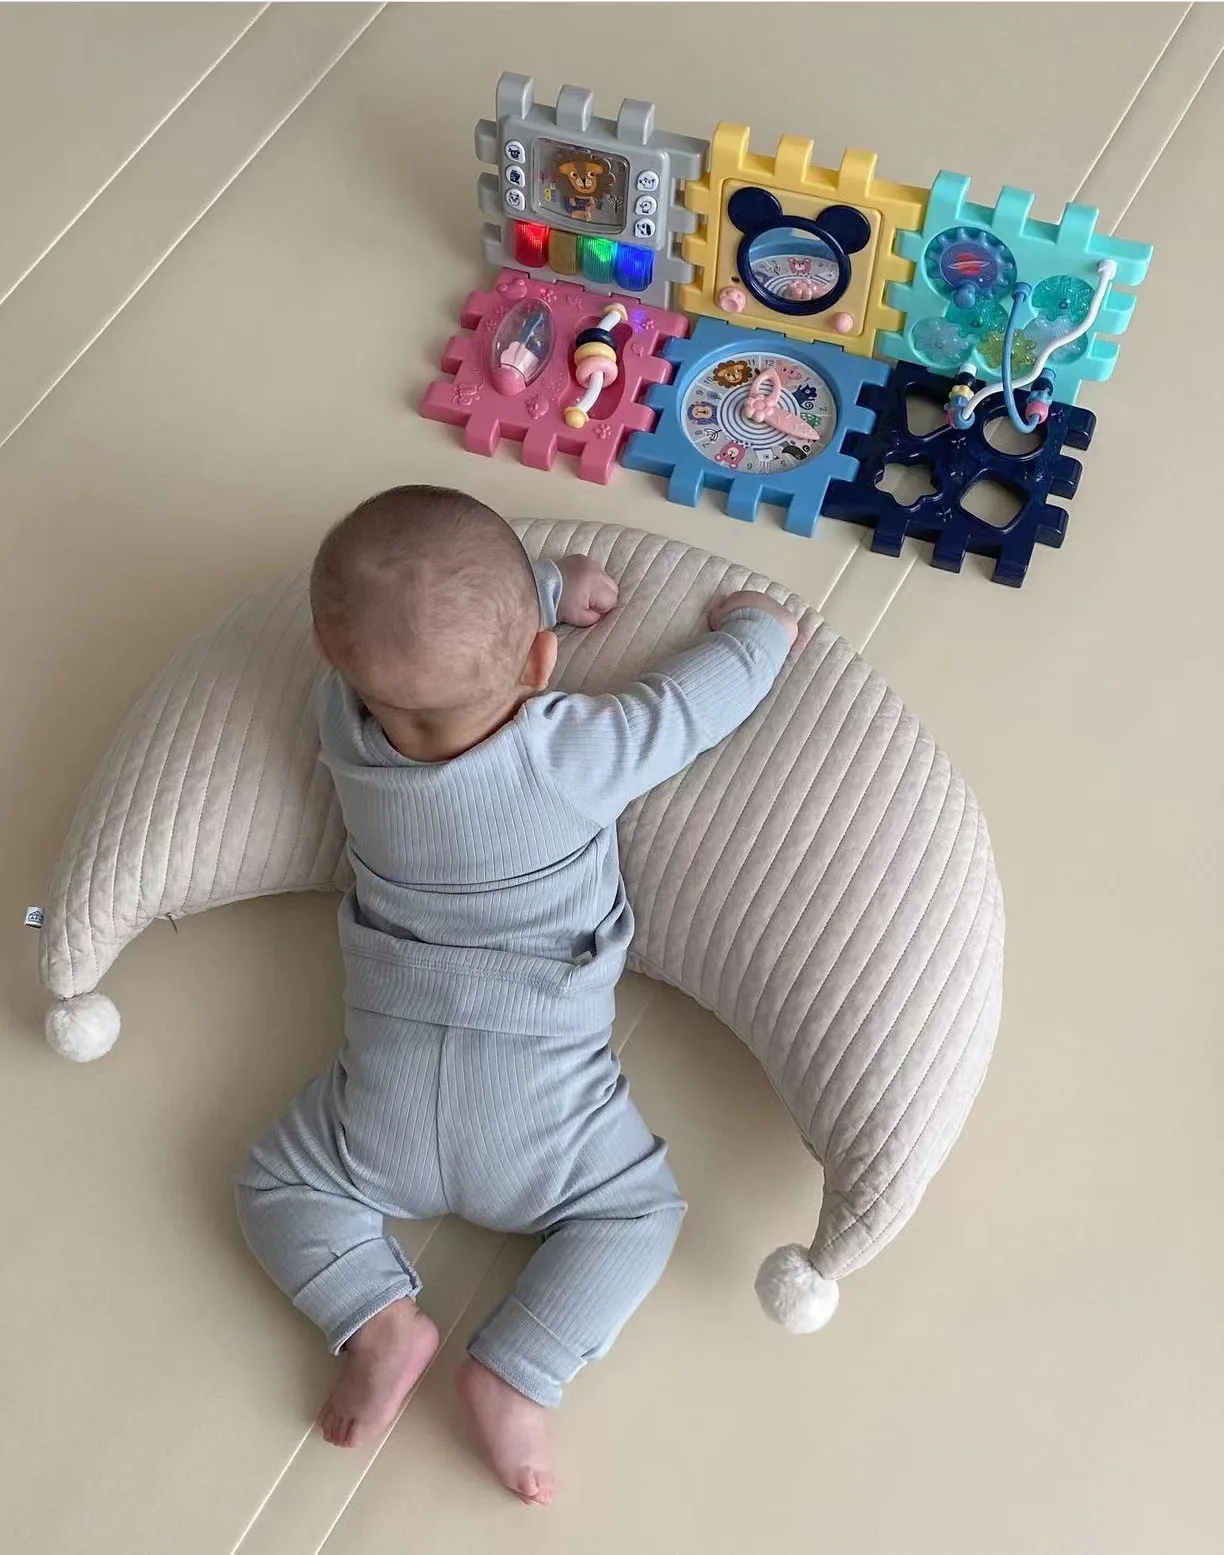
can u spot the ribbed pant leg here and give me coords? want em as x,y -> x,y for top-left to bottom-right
235,1027 -> 443,1353
463,1049 -> 687,1407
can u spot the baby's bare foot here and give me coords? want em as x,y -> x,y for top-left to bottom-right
455,1357 -> 555,1505
319,1299 -> 439,1448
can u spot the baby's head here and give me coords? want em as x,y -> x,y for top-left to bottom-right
310,486 -> 554,724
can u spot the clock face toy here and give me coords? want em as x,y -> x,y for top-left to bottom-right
680,350 -> 838,476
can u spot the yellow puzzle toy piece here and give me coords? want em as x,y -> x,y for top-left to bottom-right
680,124 -> 929,358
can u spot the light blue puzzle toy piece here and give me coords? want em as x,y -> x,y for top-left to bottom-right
881,171 -> 1153,403
624,318 -> 889,537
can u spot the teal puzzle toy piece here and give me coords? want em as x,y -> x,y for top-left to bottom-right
880,173 -> 1153,403
622,317 -> 888,536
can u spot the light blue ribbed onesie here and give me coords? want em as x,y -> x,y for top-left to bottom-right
235,562 -> 791,1407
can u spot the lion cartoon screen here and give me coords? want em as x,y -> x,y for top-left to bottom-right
534,138 -> 629,233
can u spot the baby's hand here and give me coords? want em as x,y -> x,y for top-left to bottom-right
557,555 -> 619,627
708,590 -> 799,647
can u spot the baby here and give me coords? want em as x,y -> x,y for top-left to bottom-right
236,485 -> 796,1504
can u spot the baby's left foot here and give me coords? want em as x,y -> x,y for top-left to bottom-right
455,1356 -> 555,1505
319,1298 -> 439,1448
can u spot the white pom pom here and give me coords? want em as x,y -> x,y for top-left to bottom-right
45,993 -> 121,1062
755,1243 -> 840,1333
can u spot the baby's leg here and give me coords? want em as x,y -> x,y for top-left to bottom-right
236,1059 -> 442,1446
467,1135 -> 685,1405
452,1038 -> 685,1501
457,1160 -> 682,1505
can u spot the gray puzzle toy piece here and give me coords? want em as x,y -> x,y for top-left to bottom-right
475,72 -> 707,309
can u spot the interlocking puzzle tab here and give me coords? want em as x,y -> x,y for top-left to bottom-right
822,361 -> 1096,586
623,317 -> 889,537
678,124 -> 928,359
421,270 -> 688,484
475,73 -> 708,309
881,172 -> 1153,403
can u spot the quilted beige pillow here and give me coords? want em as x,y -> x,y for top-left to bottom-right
39,520 -> 1004,1330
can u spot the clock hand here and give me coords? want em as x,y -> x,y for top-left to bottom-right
743,370 -> 820,442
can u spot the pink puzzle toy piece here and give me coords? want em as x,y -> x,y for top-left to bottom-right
421,271 -> 689,484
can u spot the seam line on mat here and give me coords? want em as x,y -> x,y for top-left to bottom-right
1113,34 -> 1224,226
816,543 -> 859,614
0,2 -> 387,458
227,1426 -> 313,1555
0,5 -> 269,313
1070,1 -> 1190,202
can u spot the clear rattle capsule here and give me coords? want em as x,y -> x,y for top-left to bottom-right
488,301 -> 554,395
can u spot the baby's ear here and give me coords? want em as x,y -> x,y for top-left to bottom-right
524,628 -> 558,692
311,626 -> 333,665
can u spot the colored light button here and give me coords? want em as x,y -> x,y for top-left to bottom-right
578,236 -> 617,284
511,224 -> 654,292
548,229 -> 580,275
612,243 -> 653,292
580,238 -> 653,291
512,220 -> 551,268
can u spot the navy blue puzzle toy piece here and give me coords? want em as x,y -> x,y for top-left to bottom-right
822,361 -> 1096,587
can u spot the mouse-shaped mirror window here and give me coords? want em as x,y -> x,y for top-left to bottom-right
726,188 -> 871,317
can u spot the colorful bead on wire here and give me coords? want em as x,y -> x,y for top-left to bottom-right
564,304 -> 628,429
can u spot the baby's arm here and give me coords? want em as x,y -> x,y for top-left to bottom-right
525,592 -> 797,825
533,556 -> 619,630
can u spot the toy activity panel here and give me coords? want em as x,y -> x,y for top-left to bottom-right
475,74 -> 707,307
823,361 -> 1097,587
881,173 -> 1153,405
679,126 -> 927,359
419,73 -> 1155,584
708,183 -> 877,337
624,318 -> 888,536
421,270 -> 688,483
